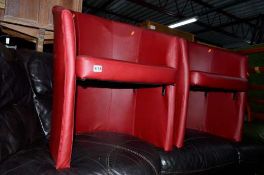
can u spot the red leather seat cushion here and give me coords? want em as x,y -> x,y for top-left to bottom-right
190,71 -> 248,91
76,55 -> 176,85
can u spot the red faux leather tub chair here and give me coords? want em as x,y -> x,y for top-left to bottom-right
186,42 -> 248,141
50,6 -> 189,169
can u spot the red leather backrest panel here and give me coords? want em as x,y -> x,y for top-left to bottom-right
189,42 -> 213,72
75,13 -> 138,62
134,86 -> 175,149
189,42 -> 247,77
206,92 -> 244,140
74,12 -> 177,67
138,30 -> 177,67
186,91 -> 207,131
76,88 -> 135,134
212,49 -> 246,77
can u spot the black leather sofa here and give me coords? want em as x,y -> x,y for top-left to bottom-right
0,44 -> 263,175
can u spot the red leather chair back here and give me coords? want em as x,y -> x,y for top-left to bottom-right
187,42 -> 247,141
74,12 -> 188,149
189,43 -> 247,77
51,7 -> 189,169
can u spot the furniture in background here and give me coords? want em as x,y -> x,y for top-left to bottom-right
239,46 -> 264,150
246,51 -> 264,121
0,0 -> 82,51
141,20 -> 195,42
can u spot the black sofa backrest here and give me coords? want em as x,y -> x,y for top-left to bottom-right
0,45 -> 28,108
18,50 -> 53,137
0,44 -> 43,162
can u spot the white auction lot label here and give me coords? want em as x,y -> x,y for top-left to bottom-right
93,65 -> 103,72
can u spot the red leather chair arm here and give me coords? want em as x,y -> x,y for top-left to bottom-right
76,55 -> 177,85
190,71 -> 248,91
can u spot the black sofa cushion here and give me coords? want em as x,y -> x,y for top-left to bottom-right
235,139 -> 264,174
0,132 -> 160,175
157,129 -> 238,175
0,104 -> 41,162
238,141 -> 264,166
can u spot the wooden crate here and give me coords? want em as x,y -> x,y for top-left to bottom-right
0,0 -> 83,51
141,20 -> 195,42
